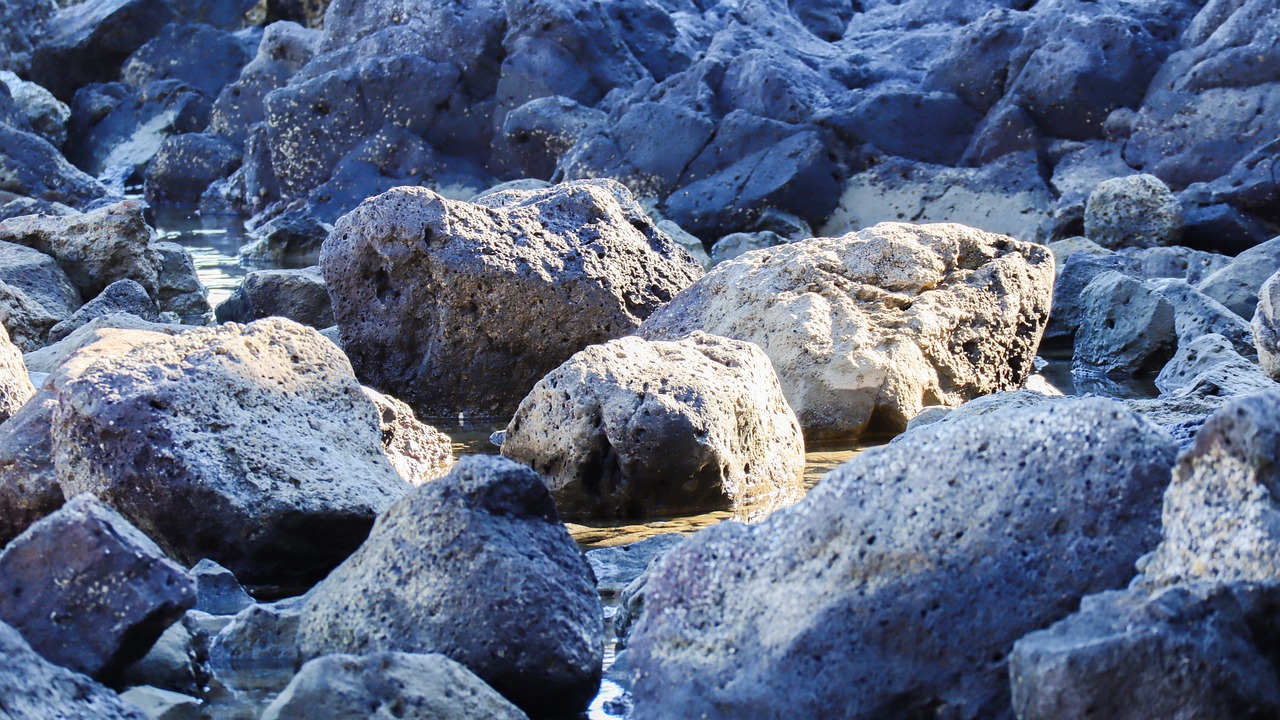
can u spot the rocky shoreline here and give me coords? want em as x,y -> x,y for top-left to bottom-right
1,0 -> 1280,717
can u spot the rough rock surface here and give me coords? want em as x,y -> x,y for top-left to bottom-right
0,620 -> 147,720
214,266 -> 333,329
0,494 -> 195,681
1084,174 -> 1182,250
26,0 -> 176,100
0,71 -> 70,147
502,332 -> 805,517
627,398 -> 1177,719
322,179 -> 703,417
0,322 -> 34,422
262,652 -> 529,720
1072,271 -> 1176,376
0,239 -> 81,351
1253,269 -> 1280,379
0,391 -> 62,547
1011,582 -> 1280,720
209,595 -> 307,670
640,222 -> 1054,440
1155,333 -> 1275,399
1197,236 -> 1280,320
361,386 -> 454,485
50,318 -> 411,586
47,278 -> 159,343
153,241 -> 210,320
586,533 -> 684,597
0,123 -> 108,208
297,455 -> 603,717
1150,278 -> 1254,356
191,558 -> 254,617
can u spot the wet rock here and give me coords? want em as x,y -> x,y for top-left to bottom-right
209,595 -> 307,670
122,23 -> 252,98
0,123 -> 109,207
1084,174 -> 1182,250
640,222 -> 1054,440
66,80 -> 212,181
627,398 -> 1177,719
144,133 -> 241,204
50,318 -> 411,586
1010,582 -> 1280,720
0,199 -> 160,300
362,386 -> 454,486
0,620 -> 147,720
237,213 -> 330,265
0,239 -> 82,351
0,323 -> 35,423
1072,271 -> 1176,377
585,533 -> 684,597
502,333 -> 805,518
819,153 -> 1053,244
262,652 -> 529,720
1155,333 -> 1275,398
1198,235 -> 1280,319
322,179 -> 703,417
1149,278 -> 1254,356
191,559 -> 254,617
0,71 -> 71,147
0,494 -> 195,681
152,241 -> 210,320
26,0 -> 176,101
296,455 -> 603,717
48,278 -> 159,343
116,687 -> 202,720
1138,388 -> 1280,586
214,266 -> 333,329
209,21 -> 321,144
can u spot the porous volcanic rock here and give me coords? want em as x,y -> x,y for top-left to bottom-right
0,620 -> 147,720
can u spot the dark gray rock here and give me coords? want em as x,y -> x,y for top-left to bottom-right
627,398 -> 1177,719
1011,582 -> 1280,720
1199,235 -> 1280,320
153,241 -> 210,320
296,455 -> 603,717
214,266 -> 333,329
122,23 -> 252,98
1124,394 -> 1227,451
1155,333 -> 1275,398
1072,271 -> 1176,376
0,392 -> 61,547
236,212 -> 330,265
709,230 -> 785,265
0,239 -> 82,351
209,595 -> 307,670
847,88 -> 980,165
262,652 -> 529,720
0,123 -> 109,208
27,0 -> 176,101
116,687 -> 203,720
1182,203 -> 1276,257
144,133 -> 241,204
0,494 -> 195,681
118,614 -> 206,695
0,71 -> 71,147
191,558 -> 254,616
0,0 -> 56,75
585,534 -> 684,597
48,278 -> 159,343
0,620 -> 147,720
67,80 -> 212,181
1149,278 -> 1254,356
322,179 -> 703,418
499,96 -> 607,180
210,21 -> 321,144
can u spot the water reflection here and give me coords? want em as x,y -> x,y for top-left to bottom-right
150,208 -> 283,309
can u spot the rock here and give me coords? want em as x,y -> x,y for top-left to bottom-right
1138,388 -> 1280,587
709,230 -> 785,265
236,213 -> 331,265
0,392 -> 61,546
0,620 -> 147,720
1072,271 -> 1176,377
0,322 -> 34,422
191,558 -> 254,616
0,494 -> 195,681
48,278 -> 159,343
1084,174 -> 1183,250
845,88 -> 980,165
27,0 -> 176,101
627,398 -> 1177,719
261,652 -> 529,720
144,133 -> 241,204
1155,333 -> 1275,398
1127,244 -> 1232,286
1010,582 -> 1280,720
362,386 -> 454,486
818,153 -> 1054,244
1149,278 -> 1254,356
0,200 -> 161,300
1198,235 -> 1280,319
214,266 -> 333,329
118,618 -> 203,695
499,96 -> 607,180
121,23 -> 251,98
0,239 -> 82,351
209,595 -> 307,670
0,123 -> 109,207
66,80 -> 212,181
0,191 -> 76,223
655,217 -> 711,270
322,179 -> 703,417
152,242 -> 210,320
501,333 -> 806,518
1182,203 -> 1275,257
0,0 -> 56,75
296,455 -> 603,717
1255,269 -> 1280,380
0,71 -> 71,147
1047,237 -> 1110,277
209,21 -> 322,144
116,686 -> 203,720
50,318 -> 411,587
585,534 -> 684,597
24,313 -> 184,374
640,222 -> 1055,440
903,388 -> 1063,434
1124,394 -> 1228,451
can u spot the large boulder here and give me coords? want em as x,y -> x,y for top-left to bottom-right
214,266 -> 334,329
501,332 -> 805,518
1084,174 -> 1183,250
0,620 -> 147,720
0,199 -> 161,300
0,494 -> 195,681
262,652 -> 529,720
50,318 -> 412,586
296,455 -> 603,717
640,222 -> 1055,440
322,179 -> 703,417
121,23 -> 251,98
0,239 -> 82,351
626,398 -> 1178,719
1072,271 -> 1177,376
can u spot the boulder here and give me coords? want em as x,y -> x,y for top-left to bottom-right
1149,278 -> 1254,356
209,21 -> 322,144
1198,235 -> 1280,319
501,333 -> 806,518
1084,174 -> 1182,250
144,133 -> 242,204
0,239 -> 82,351
0,392 -> 62,546
0,494 -> 195,681
1154,333 -> 1275,398
116,687 -> 203,720
0,620 -> 147,720
322,179 -> 703,417
121,23 -> 252,98
627,398 -> 1177,719
1047,236 -> 1110,277
152,241 -> 210,320
1124,394 -> 1228,451
585,533 -> 684,597
118,614 -> 206,695
1138,388 -> 1280,587
47,278 -> 159,343
66,80 -> 211,181
1072,271 -> 1176,377
50,318 -> 412,586
0,0 -> 56,75
0,123 -> 108,207
0,322 -> 35,422
209,595 -> 307,670
296,455 -> 603,717
0,71 -> 71,147
1182,203 -> 1276,257
1045,252 -> 1143,351
235,213 -> 330,265
640,222 -> 1055,440
191,558 -> 254,617
24,313 -> 184,374
709,230 -> 784,265
1257,270 -> 1280,380
1010,582 -> 1280,720
0,200 -> 161,300
214,266 -> 333,329
361,386 -> 454,486
261,652 -> 529,720
0,191 -> 76,223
